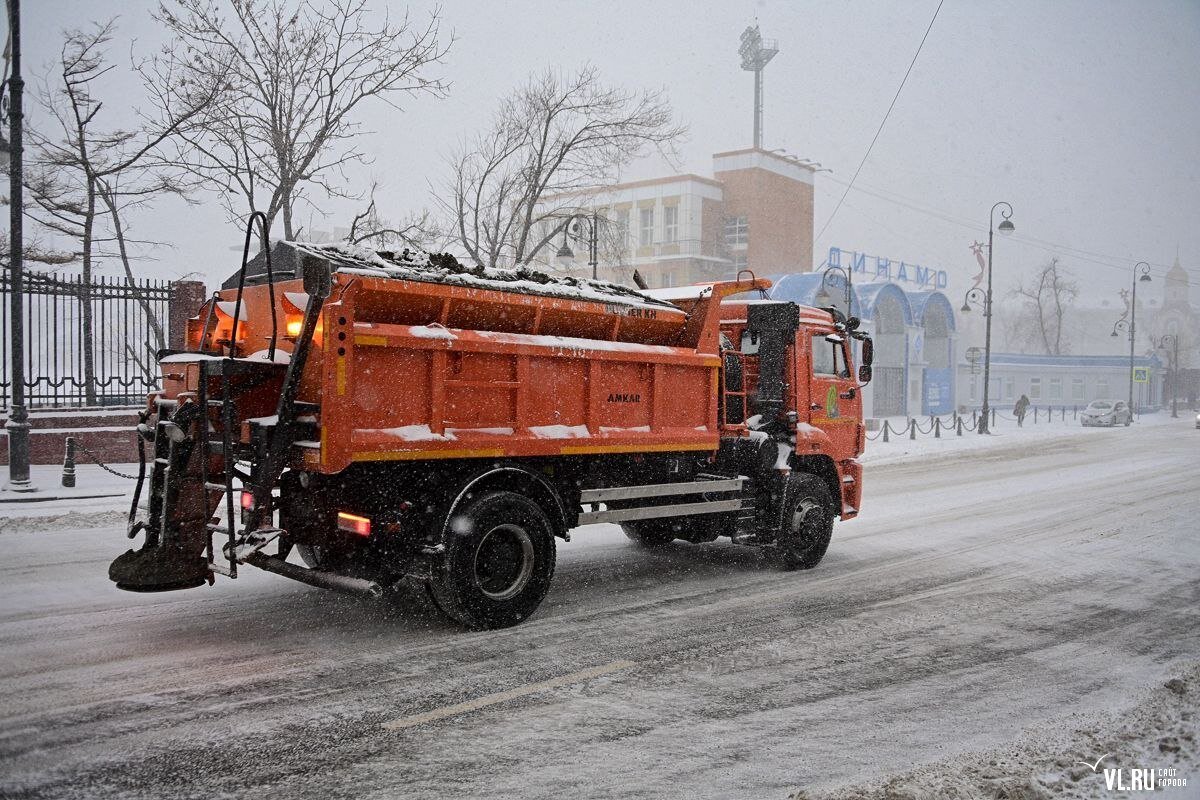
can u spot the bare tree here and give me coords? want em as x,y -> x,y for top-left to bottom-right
26,20 -> 220,402
346,182 -> 445,251
443,66 -> 685,270
1012,257 -> 1079,355
147,0 -> 451,246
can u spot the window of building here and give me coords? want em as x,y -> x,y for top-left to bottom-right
724,215 -> 748,246
969,378 -> 977,401
1072,378 -> 1085,400
730,253 -> 748,276
1096,379 -> 1109,399
1029,377 -> 1041,400
663,205 -> 678,243
990,376 -> 1002,398
662,271 -> 675,288
1004,377 -> 1014,399
639,207 -> 654,247
1049,377 -> 1062,400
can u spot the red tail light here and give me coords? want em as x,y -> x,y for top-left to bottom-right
337,511 -> 371,537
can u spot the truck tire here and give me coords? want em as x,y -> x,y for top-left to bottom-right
429,490 -> 556,629
620,521 -> 678,548
775,473 -> 834,571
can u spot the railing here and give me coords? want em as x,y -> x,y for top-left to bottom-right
866,405 -> 1089,442
1,271 -> 171,408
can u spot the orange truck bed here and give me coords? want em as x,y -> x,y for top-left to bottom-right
198,243 -> 766,473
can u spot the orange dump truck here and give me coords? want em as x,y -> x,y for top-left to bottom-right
109,238 -> 873,629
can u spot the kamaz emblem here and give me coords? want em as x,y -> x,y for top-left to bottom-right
607,393 -> 641,403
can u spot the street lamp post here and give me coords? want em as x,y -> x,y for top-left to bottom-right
820,264 -> 853,317
555,211 -> 600,280
3,0 -> 33,492
960,201 -> 1015,434
1156,334 -> 1179,419
1110,262 -> 1152,419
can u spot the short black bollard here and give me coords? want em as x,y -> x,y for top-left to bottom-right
991,408 -> 997,428
909,419 -> 917,440
956,415 -> 964,436
62,436 -> 77,488
935,417 -> 941,438
1034,406 -> 1039,424
972,409 -> 978,428
883,421 -> 890,443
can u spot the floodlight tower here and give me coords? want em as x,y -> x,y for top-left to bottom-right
739,25 -> 779,149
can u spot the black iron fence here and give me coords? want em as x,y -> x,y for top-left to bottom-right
866,405 -> 1104,442
2,271 -> 171,408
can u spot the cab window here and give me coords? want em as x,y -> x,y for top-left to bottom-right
811,334 -> 849,378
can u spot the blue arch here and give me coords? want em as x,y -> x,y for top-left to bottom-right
851,282 -> 913,328
767,274 -> 916,328
906,290 -> 957,332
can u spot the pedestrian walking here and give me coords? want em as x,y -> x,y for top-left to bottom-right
1014,393 -> 1030,427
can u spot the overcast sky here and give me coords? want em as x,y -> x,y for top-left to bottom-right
24,0 -> 1200,309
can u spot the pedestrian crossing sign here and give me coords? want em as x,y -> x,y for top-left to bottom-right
1133,367 -> 1149,384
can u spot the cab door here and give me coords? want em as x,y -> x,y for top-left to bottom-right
806,331 -> 861,461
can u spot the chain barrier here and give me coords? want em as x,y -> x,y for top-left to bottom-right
863,405 -> 1083,445
65,436 -> 140,480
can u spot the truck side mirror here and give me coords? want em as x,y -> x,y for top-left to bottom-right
858,365 -> 873,384
301,255 -> 332,300
860,337 -> 874,367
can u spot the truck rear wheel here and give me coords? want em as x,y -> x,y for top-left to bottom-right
775,473 -> 834,571
429,490 -> 556,629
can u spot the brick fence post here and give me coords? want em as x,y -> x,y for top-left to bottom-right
168,280 -> 208,350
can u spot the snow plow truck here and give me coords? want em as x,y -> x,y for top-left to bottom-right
109,228 -> 873,629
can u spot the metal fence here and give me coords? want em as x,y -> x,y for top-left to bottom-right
2,271 -> 171,408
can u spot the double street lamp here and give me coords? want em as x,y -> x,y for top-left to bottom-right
960,201 -> 1015,434
1110,262 -> 1152,419
555,211 -> 600,280
820,264 -> 853,317
1156,333 -> 1179,419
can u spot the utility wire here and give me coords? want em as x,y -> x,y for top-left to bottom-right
815,0 -> 944,243
822,174 -> 1185,280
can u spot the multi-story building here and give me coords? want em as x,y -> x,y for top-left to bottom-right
536,148 -> 816,288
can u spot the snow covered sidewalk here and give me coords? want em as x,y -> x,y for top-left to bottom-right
861,411 -> 1183,467
0,462 -> 139,529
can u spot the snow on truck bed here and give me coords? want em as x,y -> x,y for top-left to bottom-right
286,242 -> 680,313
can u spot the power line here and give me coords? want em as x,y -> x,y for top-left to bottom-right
815,0 -> 944,243
820,173 -> 1184,280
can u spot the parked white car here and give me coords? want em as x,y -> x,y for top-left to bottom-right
1081,399 -> 1132,427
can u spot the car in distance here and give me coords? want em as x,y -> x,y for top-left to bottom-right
1081,399 -> 1132,427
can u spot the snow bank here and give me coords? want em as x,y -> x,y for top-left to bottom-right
789,662 -> 1200,800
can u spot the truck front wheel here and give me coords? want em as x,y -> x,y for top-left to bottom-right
429,490 -> 556,629
775,473 -> 835,571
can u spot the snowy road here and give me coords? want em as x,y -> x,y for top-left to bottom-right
1,418 -> 1198,799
